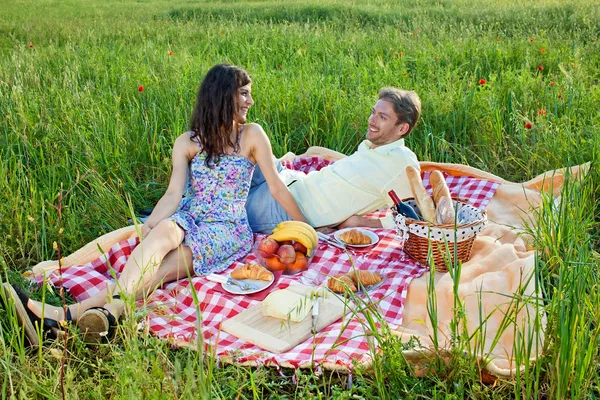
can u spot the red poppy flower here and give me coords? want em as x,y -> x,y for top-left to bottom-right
29,43 -> 34,48
524,122 -> 532,129
138,86 -> 144,92
479,79 -> 487,85
540,48 -> 545,53
558,93 -> 562,99
529,38 -> 534,43
549,81 -> 556,87
537,109 -> 547,116
537,65 -> 543,71
169,51 -> 173,56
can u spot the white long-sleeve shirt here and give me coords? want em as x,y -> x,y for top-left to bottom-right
284,138 -> 419,228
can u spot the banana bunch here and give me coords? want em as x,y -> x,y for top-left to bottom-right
269,221 -> 319,256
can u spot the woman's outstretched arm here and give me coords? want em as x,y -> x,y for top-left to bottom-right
246,124 -> 308,223
142,134 -> 194,238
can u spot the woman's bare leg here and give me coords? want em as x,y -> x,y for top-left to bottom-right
25,230 -> 193,322
94,219 -> 186,317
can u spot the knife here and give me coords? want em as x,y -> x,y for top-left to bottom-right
317,232 -> 347,250
311,297 -> 319,334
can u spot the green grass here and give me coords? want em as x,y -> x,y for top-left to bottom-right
1,0 -> 599,398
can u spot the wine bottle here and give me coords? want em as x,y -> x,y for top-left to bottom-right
388,190 -> 420,220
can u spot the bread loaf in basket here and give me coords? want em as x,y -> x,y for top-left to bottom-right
393,199 -> 487,272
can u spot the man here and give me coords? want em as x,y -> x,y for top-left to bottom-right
246,87 -> 421,233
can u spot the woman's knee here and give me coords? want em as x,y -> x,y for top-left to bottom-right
147,220 -> 184,251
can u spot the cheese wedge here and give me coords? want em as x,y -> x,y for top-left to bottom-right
261,289 -> 312,322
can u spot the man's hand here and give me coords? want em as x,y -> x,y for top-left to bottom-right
337,215 -> 383,230
316,226 -> 336,234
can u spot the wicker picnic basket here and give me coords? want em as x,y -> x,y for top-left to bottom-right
393,198 -> 487,272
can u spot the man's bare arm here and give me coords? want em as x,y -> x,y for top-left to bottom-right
336,215 -> 383,229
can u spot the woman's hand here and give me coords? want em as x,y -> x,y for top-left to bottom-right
141,222 -> 154,239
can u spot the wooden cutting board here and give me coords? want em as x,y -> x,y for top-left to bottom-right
221,285 -> 349,354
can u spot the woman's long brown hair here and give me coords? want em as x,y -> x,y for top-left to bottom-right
190,64 -> 252,167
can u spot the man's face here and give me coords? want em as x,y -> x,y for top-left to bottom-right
366,99 -> 408,148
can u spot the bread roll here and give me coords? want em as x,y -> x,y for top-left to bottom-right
231,264 -> 272,281
261,290 -> 312,322
339,229 -> 371,245
348,270 -> 383,286
405,166 -> 437,223
429,170 -> 452,206
327,274 -> 357,294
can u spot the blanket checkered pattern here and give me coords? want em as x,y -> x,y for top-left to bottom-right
40,157 -> 500,370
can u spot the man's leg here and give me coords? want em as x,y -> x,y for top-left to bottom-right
246,161 -> 292,233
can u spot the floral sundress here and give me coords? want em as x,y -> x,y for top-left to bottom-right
168,129 -> 255,276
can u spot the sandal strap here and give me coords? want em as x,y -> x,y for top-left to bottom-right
11,284 -> 66,338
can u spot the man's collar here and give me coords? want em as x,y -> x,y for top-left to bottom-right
359,138 -> 405,154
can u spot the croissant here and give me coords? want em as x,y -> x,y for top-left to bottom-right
230,264 -> 272,281
349,270 -> 383,286
339,229 -> 371,245
327,274 -> 357,294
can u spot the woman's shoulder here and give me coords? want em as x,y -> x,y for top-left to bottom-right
242,123 -> 265,135
173,132 -> 200,159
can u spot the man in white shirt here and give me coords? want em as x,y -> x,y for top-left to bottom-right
246,87 -> 421,233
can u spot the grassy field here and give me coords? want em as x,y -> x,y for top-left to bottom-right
1,0 -> 599,398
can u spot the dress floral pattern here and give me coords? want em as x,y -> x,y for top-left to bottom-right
168,130 -> 255,276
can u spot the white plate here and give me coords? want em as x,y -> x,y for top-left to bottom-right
334,228 -> 380,248
221,272 -> 275,295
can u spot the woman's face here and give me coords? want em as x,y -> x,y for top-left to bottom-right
235,84 -> 254,123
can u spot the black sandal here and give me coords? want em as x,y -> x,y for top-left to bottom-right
2,283 -> 73,346
77,295 -> 120,344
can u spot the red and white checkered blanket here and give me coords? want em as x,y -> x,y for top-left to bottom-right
39,157 -> 500,371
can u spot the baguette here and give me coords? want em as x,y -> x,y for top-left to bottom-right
405,166 -> 437,223
429,170 -> 456,224
429,170 -> 452,205
436,196 -> 455,225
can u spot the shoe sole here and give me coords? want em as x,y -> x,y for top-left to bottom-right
77,309 -> 109,344
2,283 -> 39,346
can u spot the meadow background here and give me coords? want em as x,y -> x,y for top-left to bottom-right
0,0 -> 598,398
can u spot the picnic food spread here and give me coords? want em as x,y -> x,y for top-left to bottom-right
29,155 -> 526,374
230,263 -> 272,281
338,229 -> 372,245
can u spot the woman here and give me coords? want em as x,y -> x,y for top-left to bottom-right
6,64 -> 307,344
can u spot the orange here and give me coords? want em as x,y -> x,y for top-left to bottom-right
264,256 -> 286,272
